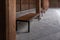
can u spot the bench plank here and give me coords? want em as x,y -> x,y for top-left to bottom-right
17,13 -> 40,21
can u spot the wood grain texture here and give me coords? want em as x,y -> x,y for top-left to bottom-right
17,13 -> 36,21
6,0 -> 16,40
20,0 -> 29,11
49,0 -> 58,8
42,0 -> 49,10
16,0 -> 36,11
17,13 -> 40,21
36,0 -> 41,13
16,0 -> 21,12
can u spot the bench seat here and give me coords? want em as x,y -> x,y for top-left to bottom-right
16,13 -> 40,21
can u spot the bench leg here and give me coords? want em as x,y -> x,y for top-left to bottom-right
16,20 -> 30,33
38,15 -> 41,21
16,20 -> 17,31
28,21 -> 30,32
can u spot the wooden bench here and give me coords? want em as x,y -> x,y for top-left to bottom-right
16,13 -> 40,32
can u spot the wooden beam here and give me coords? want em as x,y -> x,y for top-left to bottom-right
36,0 -> 41,13
6,0 -> 16,40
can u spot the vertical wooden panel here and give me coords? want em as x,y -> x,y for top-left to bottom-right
50,0 -> 60,8
30,0 -> 36,9
16,0 -> 21,12
36,0 -> 41,13
6,0 -> 16,40
16,0 -> 36,11
58,0 -> 60,8
49,0 -> 58,8
21,0 -> 29,11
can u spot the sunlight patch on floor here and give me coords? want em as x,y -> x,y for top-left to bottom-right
55,9 -> 60,17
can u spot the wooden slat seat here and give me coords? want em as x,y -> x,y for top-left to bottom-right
16,13 -> 40,21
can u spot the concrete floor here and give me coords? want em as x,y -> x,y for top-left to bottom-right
16,8 -> 60,40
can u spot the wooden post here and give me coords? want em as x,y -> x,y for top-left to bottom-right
42,0 -> 49,10
6,0 -> 16,40
36,0 -> 41,20
36,0 -> 41,13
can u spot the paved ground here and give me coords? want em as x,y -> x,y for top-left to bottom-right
16,8 -> 60,40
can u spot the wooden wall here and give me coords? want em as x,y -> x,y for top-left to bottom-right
0,0 -> 6,40
16,0 -> 60,12
16,0 -> 36,12
29,0 -> 36,9
16,0 -> 21,12
58,0 -> 60,7
21,0 -> 29,11
49,0 -> 60,8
